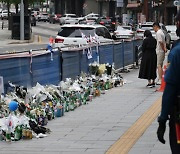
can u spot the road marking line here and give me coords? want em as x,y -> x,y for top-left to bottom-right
106,97 -> 162,154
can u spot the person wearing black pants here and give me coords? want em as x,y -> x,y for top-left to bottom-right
157,11 -> 180,153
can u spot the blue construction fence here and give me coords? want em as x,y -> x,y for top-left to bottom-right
0,39 -> 142,93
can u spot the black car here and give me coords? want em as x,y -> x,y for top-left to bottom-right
97,17 -> 116,32
31,15 -> 36,26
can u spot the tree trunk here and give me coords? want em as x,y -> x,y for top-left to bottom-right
15,4 -> 18,14
24,0 -> 29,15
7,0 -> 10,17
46,0 -> 48,12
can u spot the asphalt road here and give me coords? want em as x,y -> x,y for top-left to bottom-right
0,20 -> 60,53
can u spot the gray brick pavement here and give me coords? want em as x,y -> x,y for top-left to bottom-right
0,69 -> 171,154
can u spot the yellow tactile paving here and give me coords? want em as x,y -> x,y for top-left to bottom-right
106,97 -> 162,154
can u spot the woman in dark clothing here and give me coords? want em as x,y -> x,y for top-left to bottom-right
138,30 -> 157,88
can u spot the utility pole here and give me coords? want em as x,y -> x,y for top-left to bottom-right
142,0 -> 148,21
164,0 -> 167,24
20,0 -> 24,40
174,0 -> 180,12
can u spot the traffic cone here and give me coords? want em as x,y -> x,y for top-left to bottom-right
176,123 -> 180,144
156,65 -> 167,92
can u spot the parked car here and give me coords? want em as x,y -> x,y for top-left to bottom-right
78,13 -> 100,23
122,25 -> 133,31
37,12 -> 49,22
0,10 -> 8,19
30,15 -> 36,26
97,17 -> 116,32
136,22 -> 153,38
59,14 -> 78,25
84,13 -> 100,20
31,10 -> 40,20
112,26 -> 134,40
49,14 -> 62,24
166,25 -> 179,43
54,24 -> 112,47
136,22 -> 171,49
78,18 -> 97,25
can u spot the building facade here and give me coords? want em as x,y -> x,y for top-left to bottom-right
125,0 -> 177,24
52,0 -> 117,17
52,0 -> 177,24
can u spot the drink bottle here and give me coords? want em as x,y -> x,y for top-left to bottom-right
6,127 -> 11,142
0,127 -> 4,141
14,125 -> 22,141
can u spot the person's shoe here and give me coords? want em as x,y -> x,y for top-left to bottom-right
146,83 -> 152,87
150,83 -> 155,88
156,80 -> 161,85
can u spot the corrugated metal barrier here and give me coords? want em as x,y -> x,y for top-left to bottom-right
0,39 -> 142,93
79,46 -> 98,74
32,51 -> 61,85
62,50 -> 80,80
113,42 -> 123,69
99,44 -> 114,65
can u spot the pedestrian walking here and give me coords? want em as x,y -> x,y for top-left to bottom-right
153,22 -> 167,85
138,30 -> 157,88
157,11 -> 180,154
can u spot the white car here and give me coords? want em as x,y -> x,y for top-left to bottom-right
84,13 -> 99,20
37,13 -> 49,22
122,25 -> 133,31
0,10 -> 8,19
112,26 -> 134,40
166,25 -> 179,42
78,13 -> 100,23
31,11 -> 40,20
59,14 -> 79,25
136,22 -> 155,38
55,24 -> 112,47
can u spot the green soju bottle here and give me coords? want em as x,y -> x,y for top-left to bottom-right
65,99 -> 69,112
6,127 -> 11,142
14,125 -> 22,141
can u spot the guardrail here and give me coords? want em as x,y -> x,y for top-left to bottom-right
0,39 -> 142,93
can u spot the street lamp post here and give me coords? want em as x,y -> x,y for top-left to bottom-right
20,0 -> 24,40
174,0 -> 180,12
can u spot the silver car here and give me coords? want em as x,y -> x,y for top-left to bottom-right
166,25 -> 179,43
59,14 -> 79,25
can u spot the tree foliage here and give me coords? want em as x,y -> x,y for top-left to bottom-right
0,0 -> 46,14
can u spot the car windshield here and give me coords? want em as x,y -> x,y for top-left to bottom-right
141,25 -> 153,30
101,18 -> 111,22
117,26 -> 125,30
122,26 -> 132,30
87,14 -> 99,17
68,15 -> 76,18
58,27 -> 95,37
